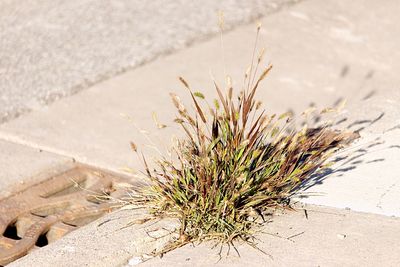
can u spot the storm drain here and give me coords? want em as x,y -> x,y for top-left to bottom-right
0,165 -> 128,266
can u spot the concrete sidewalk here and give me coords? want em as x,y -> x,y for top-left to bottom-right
11,205 -> 400,267
140,206 -> 400,267
1,0 -> 400,265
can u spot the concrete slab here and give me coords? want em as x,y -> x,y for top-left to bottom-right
11,205 -> 400,267
139,205 -> 400,267
0,0 -> 399,217
0,140 -> 70,199
298,90 -> 400,216
10,209 -> 179,267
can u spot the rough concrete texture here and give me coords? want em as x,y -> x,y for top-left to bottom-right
0,0 -> 299,123
140,205 -> 400,267
10,205 -> 400,267
0,140 -> 70,199
10,209 -> 179,267
0,0 -> 399,217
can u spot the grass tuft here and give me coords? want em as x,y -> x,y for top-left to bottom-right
125,26 -> 358,255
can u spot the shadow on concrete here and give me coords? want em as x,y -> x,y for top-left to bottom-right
294,135 -> 384,196
291,93 -> 391,198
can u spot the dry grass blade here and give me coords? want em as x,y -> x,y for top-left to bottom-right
213,80 -> 229,115
179,76 -> 207,123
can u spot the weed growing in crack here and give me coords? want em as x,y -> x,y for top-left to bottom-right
123,24 -> 359,257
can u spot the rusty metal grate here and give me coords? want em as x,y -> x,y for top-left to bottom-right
0,165 -> 127,266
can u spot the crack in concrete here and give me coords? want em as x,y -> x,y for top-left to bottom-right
376,182 -> 397,209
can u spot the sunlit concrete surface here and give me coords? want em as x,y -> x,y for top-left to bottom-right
0,0 -> 298,123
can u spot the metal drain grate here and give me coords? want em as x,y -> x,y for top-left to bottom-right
0,165 -> 127,266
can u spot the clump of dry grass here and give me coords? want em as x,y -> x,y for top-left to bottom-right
126,25 -> 358,255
